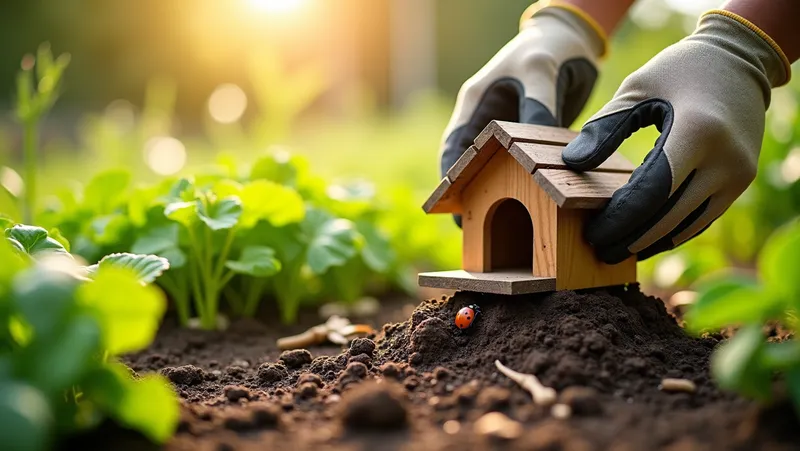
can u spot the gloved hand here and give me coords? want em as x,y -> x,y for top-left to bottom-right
439,4 -> 606,184
562,10 -> 791,264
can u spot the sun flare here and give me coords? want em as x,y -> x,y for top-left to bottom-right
249,0 -> 306,14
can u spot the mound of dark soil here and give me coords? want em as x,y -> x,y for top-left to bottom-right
118,285 -> 800,451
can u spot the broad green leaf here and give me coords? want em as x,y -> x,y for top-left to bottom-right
0,382 -> 53,451
131,225 -> 186,268
196,196 -> 242,231
6,238 -> 24,254
46,228 -> 70,253
686,275 -> 776,334
84,364 -> 179,444
250,153 -> 299,186
239,180 -> 304,228
759,220 -> 800,305
23,314 -> 102,395
711,325 -> 772,401
89,214 -> 129,246
87,253 -> 170,284
117,374 -> 179,443
212,179 -> 243,198
225,246 -> 281,277
77,267 -> 166,355
356,220 -> 394,273
302,209 -> 360,275
5,225 -> 70,259
11,268 -> 79,338
164,201 -> 197,227
159,178 -> 194,204
84,169 -> 131,214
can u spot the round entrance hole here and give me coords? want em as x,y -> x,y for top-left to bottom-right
486,198 -> 533,271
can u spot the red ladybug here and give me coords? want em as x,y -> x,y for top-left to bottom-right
455,304 -> 481,330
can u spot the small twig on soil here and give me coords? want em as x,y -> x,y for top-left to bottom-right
659,378 -> 697,393
277,315 -> 374,350
494,360 -> 556,406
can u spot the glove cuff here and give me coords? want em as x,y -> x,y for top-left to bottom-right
520,1 -> 608,58
700,9 -> 792,87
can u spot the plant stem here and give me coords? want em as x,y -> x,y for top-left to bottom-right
159,272 -> 190,326
243,277 -> 267,317
22,120 -> 37,224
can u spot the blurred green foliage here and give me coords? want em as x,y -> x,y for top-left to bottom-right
0,229 -> 177,449
687,219 -> 800,411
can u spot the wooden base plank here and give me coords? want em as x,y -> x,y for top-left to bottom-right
418,270 -> 556,295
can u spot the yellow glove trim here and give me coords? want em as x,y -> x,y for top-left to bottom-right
702,9 -> 792,86
520,1 -> 609,58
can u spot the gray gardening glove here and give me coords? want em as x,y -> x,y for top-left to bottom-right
562,10 -> 791,264
439,5 -> 605,184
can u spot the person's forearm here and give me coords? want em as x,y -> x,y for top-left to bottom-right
560,0 -> 636,38
723,0 -> 800,62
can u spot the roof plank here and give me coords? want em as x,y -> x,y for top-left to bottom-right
509,142 -> 635,174
475,121 -> 578,149
533,169 -> 631,209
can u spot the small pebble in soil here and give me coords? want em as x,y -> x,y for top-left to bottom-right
559,386 -> 602,416
257,363 -> 289,385
474,412 -> 522,440
380,362 -> 402,380
341,382 -> 408,431
224,385 -> 251,402
279,349 -> 313,369
476,386 -> 511,412
297,373 -> 324,388
225,365 -> 247,378
433,367 -> 452,381
338,362 -> 369,389
295,382 -> 319,399
161,365 -> 205,386
442,420 -> 461,435
551,403 -> 572,420
348,353 -> 372,366
349,338 -> 376,357
659,378 -> 697,393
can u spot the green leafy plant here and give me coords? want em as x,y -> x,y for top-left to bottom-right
42,152 -> 407,329
4,224 -> 169,284
687,219 -> 800,409
14,43 -> 71,224
0,231 -> 178,449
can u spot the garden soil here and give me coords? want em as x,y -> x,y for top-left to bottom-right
97,285 -> 800,450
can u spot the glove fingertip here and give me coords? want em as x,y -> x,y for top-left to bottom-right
562,122 -> 609,171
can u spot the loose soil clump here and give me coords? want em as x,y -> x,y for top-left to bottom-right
119,285 -> 800,450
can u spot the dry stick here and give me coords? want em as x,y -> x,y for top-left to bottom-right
495,360 -> 557,405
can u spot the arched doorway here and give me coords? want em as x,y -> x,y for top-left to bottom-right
485,198 -> 533,272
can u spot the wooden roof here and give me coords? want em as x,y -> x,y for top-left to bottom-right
423,121 -> 636,214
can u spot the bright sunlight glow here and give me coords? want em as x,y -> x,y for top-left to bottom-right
249,0 -> 306,13
208,84 -> 248,124
144,137 -> 187,176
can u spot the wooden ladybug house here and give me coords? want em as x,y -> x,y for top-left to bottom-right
419,121 -> 637,295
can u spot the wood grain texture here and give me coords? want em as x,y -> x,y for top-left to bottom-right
555,209 -> 637,290
418,270 -> 556,295
475,121 -> 578,149
446,145 -> 479,181
533,169 -> 631,209
461,150 -> 557,277
509,142 -> 635,174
